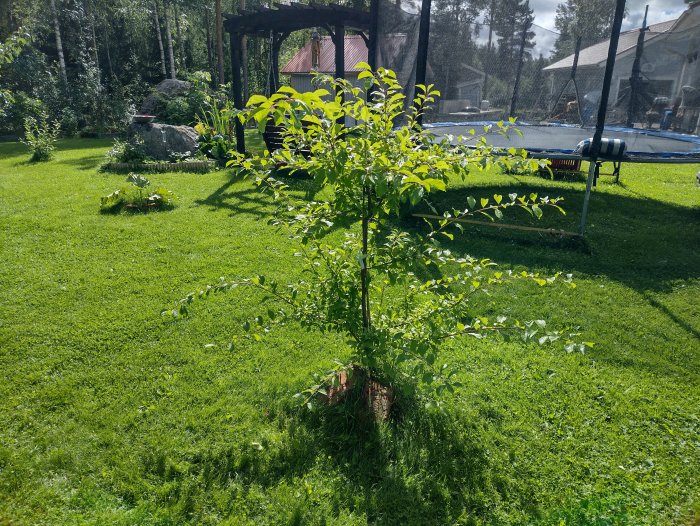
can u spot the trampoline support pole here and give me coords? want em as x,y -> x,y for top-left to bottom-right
579,0 -> 626,236
414,0 -> 432,126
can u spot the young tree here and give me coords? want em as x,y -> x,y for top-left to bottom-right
172,68 -> 581,407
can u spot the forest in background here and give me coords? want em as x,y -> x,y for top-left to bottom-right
0,0 -> 618,137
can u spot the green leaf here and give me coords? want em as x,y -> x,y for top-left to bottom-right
424,178 -> 446,191
467,196 -> 476,209
247,94 -> 268,106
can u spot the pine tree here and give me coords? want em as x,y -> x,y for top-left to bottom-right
553,0 -> 620,59
492,0 -> 534,80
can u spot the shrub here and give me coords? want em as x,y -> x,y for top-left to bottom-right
157,71 -> 213,125
21,113 -> 60,162
105,136 -> 151,164
60,109 -> 80,138
100,173 -> 176,213
172,67 -> 583,407
194,98 -> 237,163
0,91 -> 46,136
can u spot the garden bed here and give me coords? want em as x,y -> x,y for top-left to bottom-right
102,160 -> 216,173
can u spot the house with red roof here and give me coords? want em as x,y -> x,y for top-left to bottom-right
281,35 -> 369,93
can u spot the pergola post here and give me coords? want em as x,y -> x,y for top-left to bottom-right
222,3 -> 372,148
230,31 -> 246,154
268,32 -> 288,93
368,0 -> 378,70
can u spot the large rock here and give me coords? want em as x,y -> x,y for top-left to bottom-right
140,79 -> 192,116
128,122 -> 198,161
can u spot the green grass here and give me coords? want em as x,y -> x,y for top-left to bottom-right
0,138 -> 698,525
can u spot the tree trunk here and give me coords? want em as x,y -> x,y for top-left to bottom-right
360,186 -> 371,332
153,1 -> 167,78
104,28 -> 114,79
88,0 -> 101,85
50,0 -> 69,89
162,0 -> 176,79
204,6 -> 215,84
483,0 -> 495,99
0,0 -> 11,38
215,0 -> 224,86
174,1 -> 185,70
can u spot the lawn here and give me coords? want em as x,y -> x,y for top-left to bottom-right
0,138 -> 698,525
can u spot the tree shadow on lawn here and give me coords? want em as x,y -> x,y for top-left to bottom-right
196,171 -> 331,222
211,400 -> 494,525
195,177 -> 276,220
139,399 -> 500,524
296,403 -> 490,524
412,182 -> 700,294
58,154 -> 105,170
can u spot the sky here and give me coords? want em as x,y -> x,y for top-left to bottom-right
507,0 -> 691,57
528,0 -> 689,31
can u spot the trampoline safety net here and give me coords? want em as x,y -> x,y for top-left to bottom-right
370,0 -> 700,158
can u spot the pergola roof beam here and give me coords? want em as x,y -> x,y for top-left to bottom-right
223,2 -> 371,35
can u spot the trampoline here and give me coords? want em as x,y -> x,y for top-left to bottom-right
425,121 -> 700,163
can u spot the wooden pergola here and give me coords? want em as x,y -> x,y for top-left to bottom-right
223,2 -> 376,153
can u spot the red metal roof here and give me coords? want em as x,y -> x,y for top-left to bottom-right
281,35 -> 368,75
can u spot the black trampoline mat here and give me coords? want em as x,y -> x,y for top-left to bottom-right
426,123 -> 700,155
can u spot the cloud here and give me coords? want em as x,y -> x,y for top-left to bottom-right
523,0 -> 688,31
471,0 -> 691,58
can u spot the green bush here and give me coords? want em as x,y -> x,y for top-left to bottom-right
105,137 -> 151,164
157,72 -> 212,126
60,109 -> 80,138
0,91 -> 46,136
194,98 -> 237,163
100,173 -> 176,213
21,113 -> 60,162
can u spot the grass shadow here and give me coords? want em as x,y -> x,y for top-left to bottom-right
414,182 -> 700,293
58,154 -> 105,171
184,397 -> 492,525
642,293 -> 700,342
195,170 -> 327,221
288,401 -> 490,524
195,179 -> 273,220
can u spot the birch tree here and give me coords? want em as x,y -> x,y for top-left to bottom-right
50,0 -> 68,89
153,0 -> 167,77
162,0 -> 176,78
215,0 -> 224,85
